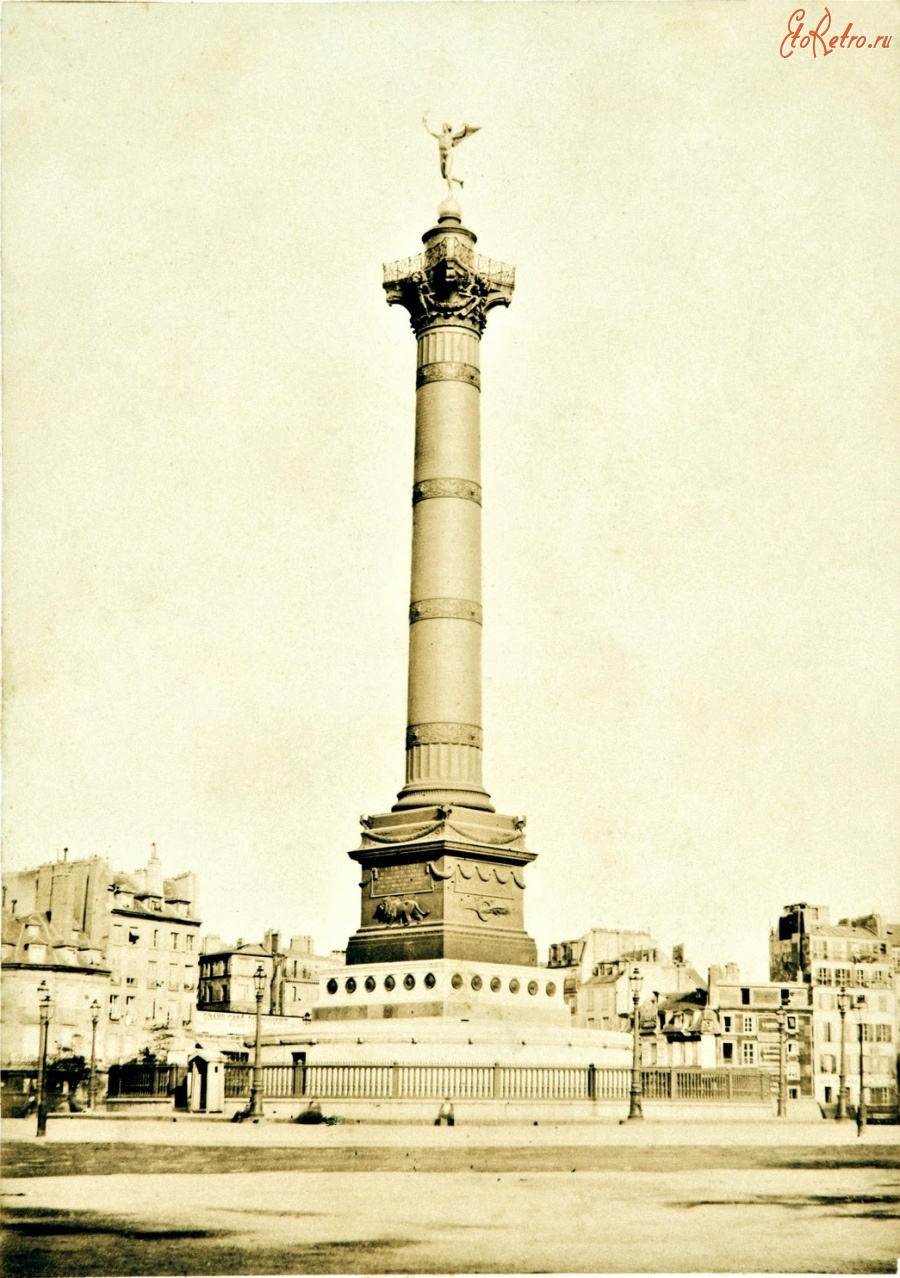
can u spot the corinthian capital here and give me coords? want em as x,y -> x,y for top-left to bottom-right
383,234 -> 514,336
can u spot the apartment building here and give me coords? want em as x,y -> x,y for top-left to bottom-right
2,847 -> 200,1066
769,903 -> 897,1110
707,964 -> 814,1097
547,928 -> 705,1030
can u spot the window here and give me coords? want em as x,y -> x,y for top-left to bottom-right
786,1040 -> 798,1056
722,1015 -> 733,1033
185,934 -> 194,952
741,1041 -> 756,1065
819,1053 -> 837,1073
152,930 -> 159,948
184,965 -> 194,990
109,994 -> 120,1021
862,1023 -> 893,1043
169,965 -> 178,991
786,1015 -> 797,1031
147,962 -> 157,988
821,1020 -> 832,1042
816,967 -> 833,986
113,924 -> 124,943
789,1086 -> 799,1100
742,1015 -> 754,1034
125,976 -> 136,987
834,967 -> 852,987
128,930 -> 140,945
722,1042 -> 734,1062
170,932 -> 179,950
741,988 -> 750,1006
823,1086 -> 832,1102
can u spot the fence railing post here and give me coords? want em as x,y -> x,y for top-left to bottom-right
391,1062 -> 400,1098
587,1064 -> 596,1101
492,1063 -> 502,1099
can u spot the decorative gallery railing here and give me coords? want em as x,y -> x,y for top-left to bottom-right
219,1063 -> 771,1103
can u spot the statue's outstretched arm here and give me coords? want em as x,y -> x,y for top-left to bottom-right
453,123 -> 481,142
422,111 -> 441,139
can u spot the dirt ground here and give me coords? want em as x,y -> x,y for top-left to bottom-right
2,1121 -> 898,1274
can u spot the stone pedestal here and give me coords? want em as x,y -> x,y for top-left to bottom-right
346,806 -> 536,967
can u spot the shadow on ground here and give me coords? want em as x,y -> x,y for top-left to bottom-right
1,1207 -> 418,1278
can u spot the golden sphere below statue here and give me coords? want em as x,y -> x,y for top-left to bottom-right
437,196 -> 463,222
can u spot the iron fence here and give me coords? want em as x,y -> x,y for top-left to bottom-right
218,1062 -> 770,1103
107,1063 -> 184,1098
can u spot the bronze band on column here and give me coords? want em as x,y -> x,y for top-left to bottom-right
412,478 -> 482,506
406,722 -> 484,749
409,598 -> 483,625
416,362 -> 481,390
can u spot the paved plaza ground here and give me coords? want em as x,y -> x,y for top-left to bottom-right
2,1118 -> 898,1275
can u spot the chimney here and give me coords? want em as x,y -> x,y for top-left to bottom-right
146,844 -> 164,897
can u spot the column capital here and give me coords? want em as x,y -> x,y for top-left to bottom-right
383,225 -> 514,336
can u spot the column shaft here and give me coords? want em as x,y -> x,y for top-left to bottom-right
395,323 -> 492,810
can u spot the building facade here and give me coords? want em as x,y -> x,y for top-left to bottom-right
707,965 -> 814,1098
770,903 -> 897,1110
1,908 -> 110,1069
547,928 -> 705,1031
2,847 -> 201,1067
198,932 -> 343,1017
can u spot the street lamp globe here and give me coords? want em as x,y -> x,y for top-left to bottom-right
90,999 -> 101,1023
253,964 -> 266,998
628,966 -> 643,1002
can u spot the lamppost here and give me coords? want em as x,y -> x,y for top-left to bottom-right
836,985 -> 851,1120
247,964 -> 266,1119
626,966 -> 644,1122
35,981 -> 53,1138
88,999 -> 101,1110
775,998 -> 788,1118
856,995 -> 867,1137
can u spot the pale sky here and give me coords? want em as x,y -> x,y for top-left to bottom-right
4,1 -> 899,981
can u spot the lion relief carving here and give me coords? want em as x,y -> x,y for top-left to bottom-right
373,897 -> 430,926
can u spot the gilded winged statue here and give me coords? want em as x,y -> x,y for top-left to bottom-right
423,113 -> 481,196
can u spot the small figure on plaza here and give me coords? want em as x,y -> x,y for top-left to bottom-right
423,113 -> 481,195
